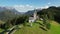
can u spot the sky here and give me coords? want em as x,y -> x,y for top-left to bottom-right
0,0 -> 60,12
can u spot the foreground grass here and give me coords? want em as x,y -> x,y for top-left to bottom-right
14,20 -> 60,34
0,20 -> 5,34
48,21 -> 60,34
0,28 -> 4,33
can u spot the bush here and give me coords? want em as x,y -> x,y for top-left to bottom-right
46,23 -> 51,29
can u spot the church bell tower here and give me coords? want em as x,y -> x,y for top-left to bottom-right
34,9 -> 37,20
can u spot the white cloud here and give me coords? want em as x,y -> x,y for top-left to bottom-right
41,6 -> 49,9
40,2 -> 51,9
13,4 -> 50,12
13,5 -> 35,12
44,6 -> 49,8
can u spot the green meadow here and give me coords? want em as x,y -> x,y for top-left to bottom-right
14,20 -> 60,34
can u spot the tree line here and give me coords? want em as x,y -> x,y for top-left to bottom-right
37,6 -> 60,23
0,15 -> 29,30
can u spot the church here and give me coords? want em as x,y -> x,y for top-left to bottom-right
29,9 -> 38,23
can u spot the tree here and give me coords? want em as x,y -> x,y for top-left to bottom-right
42,14 -> 51,30
37,6 -> 60,23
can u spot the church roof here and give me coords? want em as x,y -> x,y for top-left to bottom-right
29,17 -> 34,20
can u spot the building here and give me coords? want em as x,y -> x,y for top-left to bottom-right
29,9 -> 37,23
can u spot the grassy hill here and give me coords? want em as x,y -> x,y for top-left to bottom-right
14,20 -> 60,34
0,28 -> 4,33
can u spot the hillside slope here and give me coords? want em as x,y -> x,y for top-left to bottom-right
14,20 -> 60,34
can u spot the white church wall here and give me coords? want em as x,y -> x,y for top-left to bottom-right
29,20 -> 35,23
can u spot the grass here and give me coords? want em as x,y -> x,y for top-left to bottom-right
0,28 -> 4,33
0,20 -> 5,34
48,21 -> 60,34
14,20 -> 60,34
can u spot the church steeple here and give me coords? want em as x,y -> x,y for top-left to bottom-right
34,9 -> 37,20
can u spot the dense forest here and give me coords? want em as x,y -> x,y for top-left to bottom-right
37,6 -> 60,23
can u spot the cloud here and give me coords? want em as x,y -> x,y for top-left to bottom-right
13,4 -> 50,12
40,6 -> 49,9
44,6 -> 49,8
13,5 -> 35,12
40,2 -> 51,9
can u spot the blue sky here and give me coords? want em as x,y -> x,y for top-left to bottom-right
0,0 -> 60,12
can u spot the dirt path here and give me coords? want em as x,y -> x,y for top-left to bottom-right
6,26 -> 16,34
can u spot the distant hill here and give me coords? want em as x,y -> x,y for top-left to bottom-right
25,10 -> 35,16
0,7 -> 21,14
37,6 -> 60,23
25,9 -> 41,16
0,7 -> 21,22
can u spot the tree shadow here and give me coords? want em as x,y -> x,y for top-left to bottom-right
39,23 -> 44,26
40,27 -> 47,31
35,22 -> 47,31
0,30 -> 10,34
8,28 -> 15,34
36,22 -> 44,26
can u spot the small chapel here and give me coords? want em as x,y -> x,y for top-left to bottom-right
29,9 -> 38,23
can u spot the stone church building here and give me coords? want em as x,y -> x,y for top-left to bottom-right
29,9 -> 38,23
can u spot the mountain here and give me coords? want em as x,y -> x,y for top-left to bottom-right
0,7 -> 21,22
0,7 -> 21,14
25,9 -> 41,16
25,10 -> 35,15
